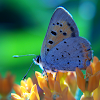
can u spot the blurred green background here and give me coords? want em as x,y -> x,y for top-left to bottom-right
0,0 -> 100,93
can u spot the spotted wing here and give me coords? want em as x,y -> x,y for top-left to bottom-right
45,37 -> 92,71
41,7 -> 79,61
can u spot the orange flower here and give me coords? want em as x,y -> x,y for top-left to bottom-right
0,72 -> 14,98
35,71 -> 75,100
35,71 -> 68,91
43,81 -> 75,100
11,77 -> 40,100
76,66 -> 100,92
90,56 -> 100,100
76,56 -> 100,100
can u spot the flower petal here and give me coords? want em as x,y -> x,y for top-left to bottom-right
43,87 -> 52,97
54,81 -> 61,93
76,67 -> 84,78
76,67 -> 86,92
91,56 -> 99,74
62,87 -> 75,100
48,73 -> 54,90
65,72 -> 77,95
94,62 -> 100,74
27,77 -> 33,92
35,72 -> 48,90
88,75 -> 99,92
20,86 -> 28,95
93,85 -> 100,100
86,66 -> 93,77
44,96 -> 53,100
31,84 -> 40,100
61,87 -> 68,99
13,84 -> 21,96
93,56 -> 99,64
30,91 -> 38,100
11,93 -> 24,100
21,80 -> 26,88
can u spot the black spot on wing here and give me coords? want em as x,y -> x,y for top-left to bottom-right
71,32 -> 76,37
57,22 -> 59,25
67,62 -> 69,64
67,22 -> 71,26
48,40 -> 53,44
53,23 -> 55,25
60,29 -> 62,33
47,48 -> 49,51
51,31 -> 57,36
68,53 -> 70,55
56,48 -> 58,50
57,58 -> 58,60
63,32 -> 67,36
77,56 -> 79,58
62,55 -> 64,57
70,27 -> 74,31
64,41 -> 66,43
60,23 -> 63,26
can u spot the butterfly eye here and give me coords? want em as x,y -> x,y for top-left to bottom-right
36,56 -> 41,63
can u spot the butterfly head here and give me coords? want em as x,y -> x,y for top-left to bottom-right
33,55 -> 44,70
33,55 -> 41,64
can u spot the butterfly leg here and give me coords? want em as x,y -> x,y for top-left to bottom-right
42,66 -> 48,79
53,70 -> 58,81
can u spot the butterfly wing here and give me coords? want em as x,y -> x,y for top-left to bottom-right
41,7 -> 79,61
45,37 -> 92,71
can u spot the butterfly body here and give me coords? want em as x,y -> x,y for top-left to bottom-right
34,7 -> 92,71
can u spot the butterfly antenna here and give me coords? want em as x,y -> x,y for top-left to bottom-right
22,61 -> 34,80
13,54 -> 37,58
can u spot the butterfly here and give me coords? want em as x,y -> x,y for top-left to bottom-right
33,7 -> 92,72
